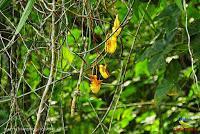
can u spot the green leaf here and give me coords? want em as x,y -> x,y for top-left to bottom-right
191,84 -> 200,98
154,4 -> 180,21
165,60 -> 181,81
80,81 -> 90,95
110,108 -> 123,121
62,47 -> 74,63
0,0 -> 11,10
134,59 -> 150,77
181,67 -> 192,78
136,111 -> 154,123
121,86 -> 136,99
94,26 -> 103,35
154,79 -> 175,105
132,0 -> 141,22
115,0 -> 128,18
27,63 -> 41,89
148,55 -> 165,74
154,4 -> 180,32
122,108 -> 133,119
175,0 -> 183,11
139,30 -> 177,74
70,28 -> 81,40
60,46 -> 74,71
119,108 -> 135,128
14,0 -> 36,35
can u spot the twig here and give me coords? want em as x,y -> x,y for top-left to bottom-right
33,0 -> 56,133
88,99 -> 106,134
96,101 -> 200,112
70,60 -> 85,116
183,1 -> 199,90
70,1 -> 88,117
183,0 -> 199,110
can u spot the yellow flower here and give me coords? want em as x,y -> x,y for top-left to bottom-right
105,34 -> 117,54
105,15 -> 121,54
112,15 -> 121,37
90,75 -> 102,94
99,65 -> 110,79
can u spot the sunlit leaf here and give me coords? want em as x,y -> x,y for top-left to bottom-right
134,59 -> 150,77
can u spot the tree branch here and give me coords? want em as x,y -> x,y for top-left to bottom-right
33,0 -> 56,133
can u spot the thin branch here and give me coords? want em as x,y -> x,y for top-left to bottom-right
70,1 -> 88,117
70,59 -> 85,116
183,1 -> 199,90
183,0 -> 199,110
33,0 -> 56,133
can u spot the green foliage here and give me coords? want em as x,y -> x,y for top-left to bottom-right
0,0 -> 11,10
0,0 -> 200,134
154,79 -> 176,104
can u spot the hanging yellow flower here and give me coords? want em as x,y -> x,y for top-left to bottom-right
90,75 -> 102,94
112,15 -> 121,37
105,15 -> 121,54
105,34 -> 117,54
99,65 -> 110,79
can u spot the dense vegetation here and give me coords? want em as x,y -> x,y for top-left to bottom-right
0,0 -> 200,133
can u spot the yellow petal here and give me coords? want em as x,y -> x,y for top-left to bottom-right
105,35 -> 117,54
90,82 -> 101,94
99,65 -> 110,79
112,15 -> 121,37
114,15 -> 120,29
112,27 -> 121,37
90,75 -> 102,94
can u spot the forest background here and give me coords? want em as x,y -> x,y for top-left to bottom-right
0,0 -> 200,133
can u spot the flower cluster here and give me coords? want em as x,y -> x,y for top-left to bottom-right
90,15 -> 121,94
90,64 -> 109,94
